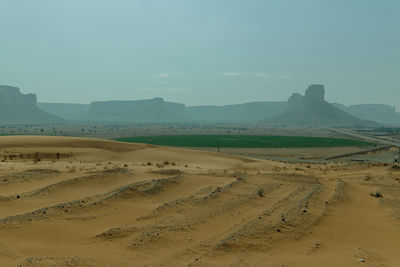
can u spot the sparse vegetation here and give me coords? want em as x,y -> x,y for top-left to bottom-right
370,191 -> 383,198
257,186 -> 265,197
156,163 -> 164,168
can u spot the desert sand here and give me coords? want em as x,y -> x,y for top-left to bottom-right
0,136 -> 399,266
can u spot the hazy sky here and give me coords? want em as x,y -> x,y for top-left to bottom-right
0,0 -> 399,108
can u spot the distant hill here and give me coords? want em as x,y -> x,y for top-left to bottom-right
185,101 -> 287,122
0,85 -> 64,125
37,103 -> 90,121
263,85 -> 379,127
32,84 -> 399,126
38,99 -> 287,123
88,98 -> 186,123
39,98 -> 186,123
333,103 -> 400,125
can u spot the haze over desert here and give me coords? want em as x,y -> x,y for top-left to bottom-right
1,0 -> 400,266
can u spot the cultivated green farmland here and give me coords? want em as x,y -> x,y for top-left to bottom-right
114,135 -> 372,148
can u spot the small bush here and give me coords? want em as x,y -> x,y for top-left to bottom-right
370,191 -> 383,198
257,187 -> 265,198
156,163 -> 164,168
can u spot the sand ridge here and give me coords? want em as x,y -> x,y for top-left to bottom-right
0,136 -> 399,266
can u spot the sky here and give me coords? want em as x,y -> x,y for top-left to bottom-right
0,0 -> 399,108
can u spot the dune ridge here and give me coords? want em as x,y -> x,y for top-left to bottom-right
0,136 -> 399,266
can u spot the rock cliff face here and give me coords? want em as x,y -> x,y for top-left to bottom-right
0,86 -> 37,111
0,85 -> 64,124
287,93 -> 304,110
264,85 -> 379,127
288,84 -> 325,109
304,84 -> 325,103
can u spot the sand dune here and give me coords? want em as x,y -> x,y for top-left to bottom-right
0,136 -> 399,266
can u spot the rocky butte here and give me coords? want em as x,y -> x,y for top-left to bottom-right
0,85 -> 63,124
264,84 -> 379,127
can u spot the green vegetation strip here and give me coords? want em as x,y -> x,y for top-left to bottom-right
114,135 -> 372,148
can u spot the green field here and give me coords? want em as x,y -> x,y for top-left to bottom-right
114,135 -> 372,148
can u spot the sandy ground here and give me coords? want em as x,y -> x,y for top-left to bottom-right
0,136 -> 400,266
188,147 -> 368,161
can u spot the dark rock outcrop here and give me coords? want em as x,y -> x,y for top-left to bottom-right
0,85 -> 64,124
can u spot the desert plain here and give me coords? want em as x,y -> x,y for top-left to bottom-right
0,136 -> 400,266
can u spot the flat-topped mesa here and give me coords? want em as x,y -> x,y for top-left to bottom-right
0,85 -> 64,124
305,84 -> 325,102
0,85 -> 37,110
89,97 -> 186,123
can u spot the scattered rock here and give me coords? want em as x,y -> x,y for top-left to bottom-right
391,165 -> 400,170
